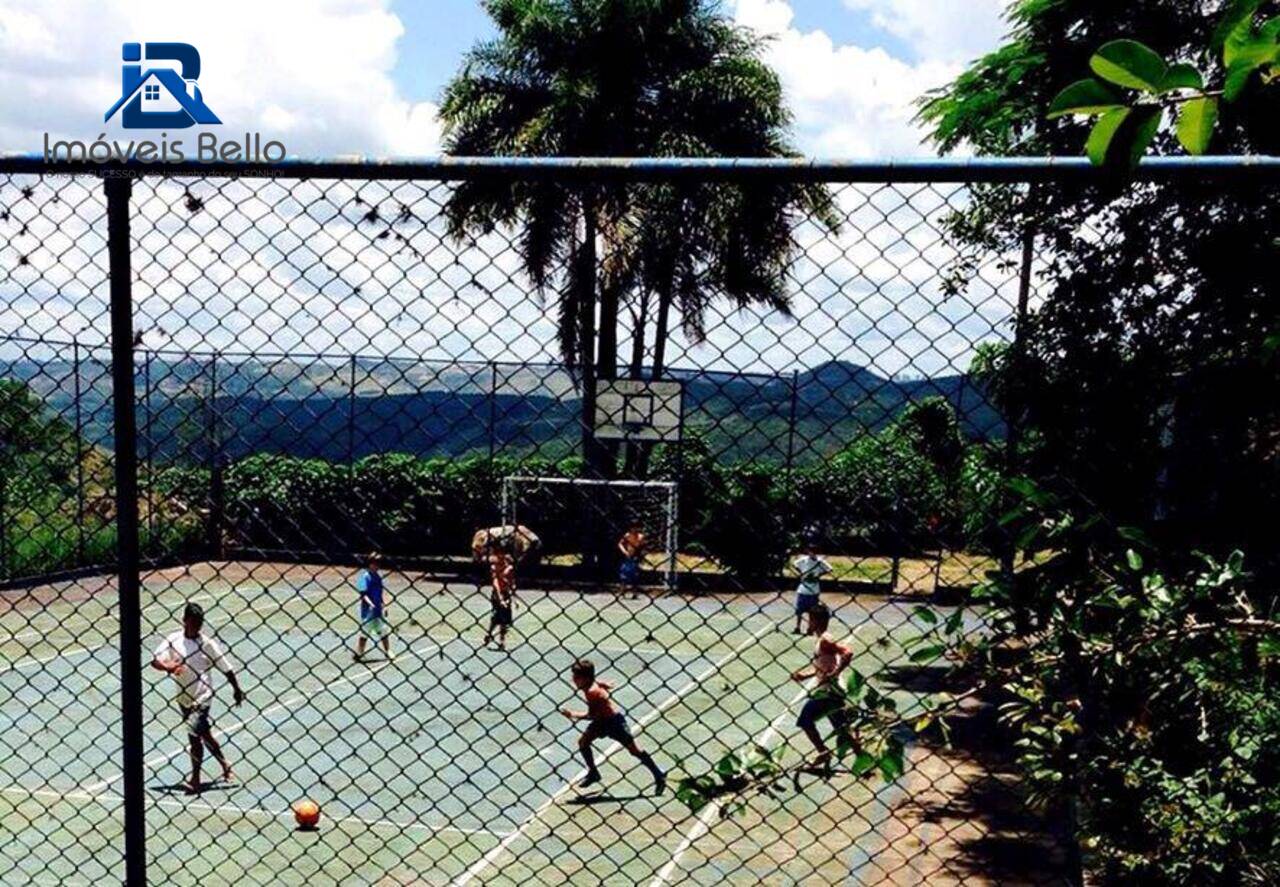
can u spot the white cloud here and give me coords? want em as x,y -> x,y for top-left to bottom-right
843,0 -> 1008,65
732,0 -> 996,157
0,0 -> 440,157
0,0 -> 1019,379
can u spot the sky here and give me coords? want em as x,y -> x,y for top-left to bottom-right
0,0 -> 1010,158
0,0 -> 1019,379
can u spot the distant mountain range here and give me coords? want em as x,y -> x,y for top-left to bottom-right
2,355 -> 1003,465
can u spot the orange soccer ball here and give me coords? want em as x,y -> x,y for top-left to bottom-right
292,799 -> 321,830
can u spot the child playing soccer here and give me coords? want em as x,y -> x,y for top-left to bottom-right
616,524 -> 647,595
354,552 -> 393,662
150,601 -> 245,794
792,538 -> 833,634
560,659 -> 666,794
791,603 -> 855,766
483,544 -> 516,650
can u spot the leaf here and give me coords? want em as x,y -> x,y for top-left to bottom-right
1086,108 -> 1131,166
1116,526 -> 1152,546
1125,548 -> 1144,572
877,743 -> 906,781
1161,63 -> 1204,92
714,752 -> 743,778
910,643 -> 947,664
1214,0 -> 1264,51
1090,40 -> 1168,93
850,752 -> 877,777
1224,59 -> 1259,101
1090,106 -> 1161,168
844,669 -> 865,698
911,605 -> 938,625
1124,107 -> 1163,167
1047,79 -> 1125,118
1225,21 -> 1280,69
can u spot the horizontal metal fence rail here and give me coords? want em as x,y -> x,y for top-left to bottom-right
5,152 -> 1280,181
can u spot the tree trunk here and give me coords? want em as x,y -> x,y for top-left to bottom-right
652,287 -> 672,379
595,231 -> 621,482
628,289 -> 650,378
577,194 -> 612,578
623,290 -> 651,476
579,198 -> 600,477
633,287 -> 674,478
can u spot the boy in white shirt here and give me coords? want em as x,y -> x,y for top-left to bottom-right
792,538 -> 833,634
150,601 -> 245,794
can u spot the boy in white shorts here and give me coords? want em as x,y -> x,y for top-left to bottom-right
150,601 -> 245,794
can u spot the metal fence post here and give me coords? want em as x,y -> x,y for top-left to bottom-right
488,363 -> 498,461
0,445 -> 6,581
784,369 -> 800,543
1001,187 -> 1038,598
105,174 -> 147,887
207,353 -> 223,560
143,350 -> 153,552
73,341 -> 86,566
347,354 -> 358,471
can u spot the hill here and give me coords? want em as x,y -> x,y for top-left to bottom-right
2,355 -> 1001,465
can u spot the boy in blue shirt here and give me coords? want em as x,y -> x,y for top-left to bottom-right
354,552 -> 393,662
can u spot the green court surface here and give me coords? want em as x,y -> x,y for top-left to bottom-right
0,566 -> 972,885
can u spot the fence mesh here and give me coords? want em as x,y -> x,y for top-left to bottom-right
0,159 -> 1236,885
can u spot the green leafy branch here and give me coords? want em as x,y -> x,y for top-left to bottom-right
1049,1 -> 1280,165
674,610 -> 982,819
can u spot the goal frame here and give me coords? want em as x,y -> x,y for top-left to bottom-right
500,476 -> 679,589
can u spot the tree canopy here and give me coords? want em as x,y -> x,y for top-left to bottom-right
439,0 -> 837,389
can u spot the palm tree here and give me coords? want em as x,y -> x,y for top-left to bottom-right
440,0 -> 838,485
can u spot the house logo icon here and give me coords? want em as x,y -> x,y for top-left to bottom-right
104,43 -> 221,129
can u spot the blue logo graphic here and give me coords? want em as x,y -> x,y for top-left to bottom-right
104,43 -> 221,129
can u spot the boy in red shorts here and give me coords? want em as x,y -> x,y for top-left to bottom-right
560,659 -> 666,794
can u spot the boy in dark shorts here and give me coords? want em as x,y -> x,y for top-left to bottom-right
616,524 -> 647,594
791,538 -> 833,634
150,601 -> 245,794
483,544 -> 516,650
560,658 -> 666,794
791,603 -> 854,765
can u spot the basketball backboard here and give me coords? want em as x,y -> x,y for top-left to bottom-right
594,379 -> 683,441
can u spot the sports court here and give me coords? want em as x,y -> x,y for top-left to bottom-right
0,561 -> 975,885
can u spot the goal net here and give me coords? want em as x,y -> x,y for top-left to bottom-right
501,476 -> 679,588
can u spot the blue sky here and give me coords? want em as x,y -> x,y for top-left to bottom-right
388,0 -> 918,105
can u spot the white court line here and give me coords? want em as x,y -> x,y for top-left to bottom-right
452,618 -> 776,887
82,634 -> 439,793
648,681 -> 813,887
0,783 -> 506,840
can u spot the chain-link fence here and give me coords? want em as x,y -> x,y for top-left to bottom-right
0,156 -> 1269,885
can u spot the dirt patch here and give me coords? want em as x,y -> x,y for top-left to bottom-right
856,696 -> 1074,886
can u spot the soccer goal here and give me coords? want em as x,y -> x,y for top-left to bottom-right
501,476 -> 679,588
